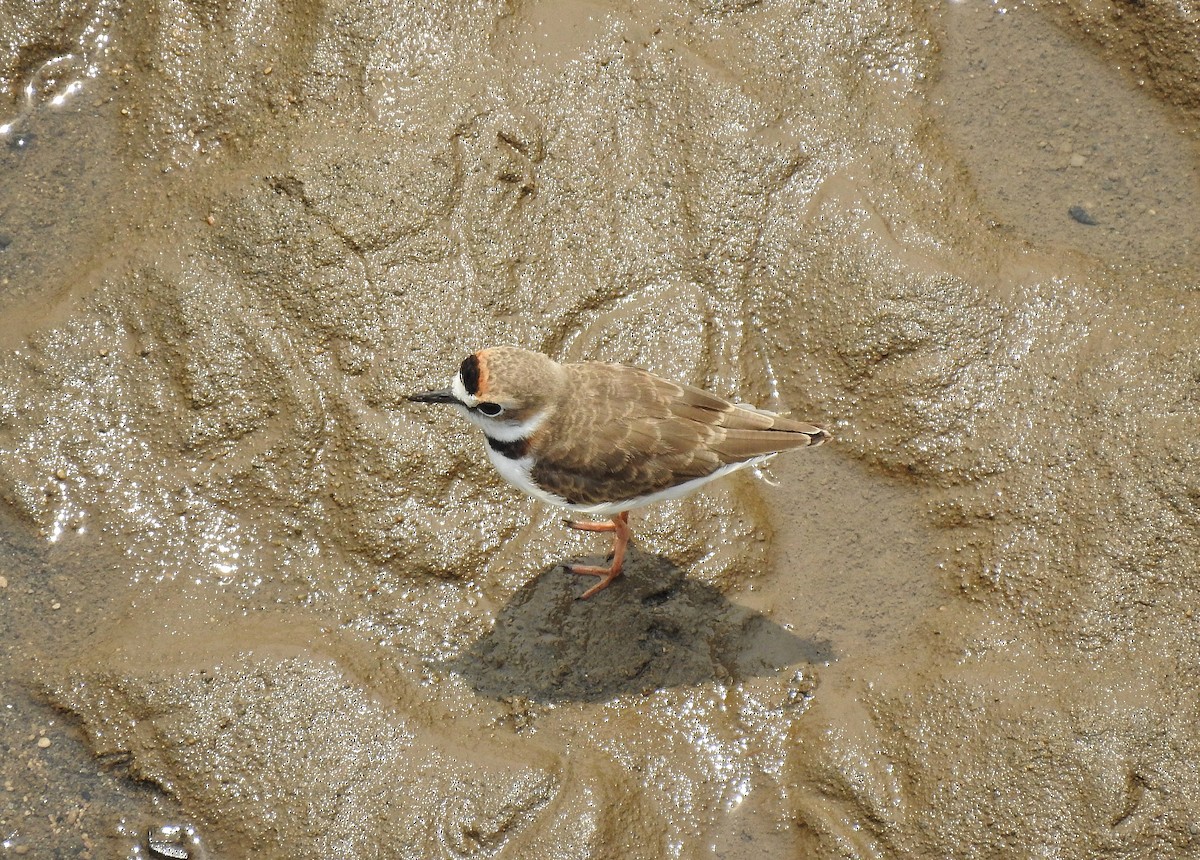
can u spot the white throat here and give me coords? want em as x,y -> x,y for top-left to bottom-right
458,405 -> 549,442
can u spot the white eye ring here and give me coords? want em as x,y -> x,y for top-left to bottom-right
477,402 -> 503,417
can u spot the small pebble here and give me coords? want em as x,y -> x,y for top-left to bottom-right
0,575 -> 7,588
1068,205 -> 1098,226
1069,153 -> 1086,167
51,602 -> 62,610
55,468 -> 67,480
37,737 -> 51,748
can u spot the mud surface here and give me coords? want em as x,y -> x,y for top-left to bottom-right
1,0 -> 1199,857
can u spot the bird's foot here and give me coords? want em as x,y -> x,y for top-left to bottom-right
562,518 -> 618,533
566,561 -> 623,599
563,512 -> 631,599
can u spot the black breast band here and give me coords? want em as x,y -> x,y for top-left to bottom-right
487,436 -> 529,459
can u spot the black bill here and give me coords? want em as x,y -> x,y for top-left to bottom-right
407,388 -> 459,404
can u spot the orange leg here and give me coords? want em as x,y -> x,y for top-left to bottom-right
563,518 -> 619,533
566,512 -> 630,599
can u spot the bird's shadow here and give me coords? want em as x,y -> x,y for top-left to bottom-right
449,548 -> 833,704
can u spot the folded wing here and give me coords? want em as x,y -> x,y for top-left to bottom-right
530,363 -> 828,506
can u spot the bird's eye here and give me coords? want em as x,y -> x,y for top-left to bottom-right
477,402 -> 504,417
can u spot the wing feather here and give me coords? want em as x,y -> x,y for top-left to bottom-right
530,361 -> 827,505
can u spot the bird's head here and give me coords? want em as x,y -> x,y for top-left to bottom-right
408,347 -> 566,441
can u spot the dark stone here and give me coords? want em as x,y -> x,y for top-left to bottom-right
1068,205 -> 1098,226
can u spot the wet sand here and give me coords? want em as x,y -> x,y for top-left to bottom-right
2,0 -> 1199,857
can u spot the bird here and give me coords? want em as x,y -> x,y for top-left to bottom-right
408,347 -> 828,598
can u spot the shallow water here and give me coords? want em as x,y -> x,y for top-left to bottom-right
932,0 -> 1200,271
752,450 -> 940,661
0,504 -> 190,858
0,72 -> 125,340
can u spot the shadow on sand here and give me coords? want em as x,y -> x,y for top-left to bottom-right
450,549 -> 832,704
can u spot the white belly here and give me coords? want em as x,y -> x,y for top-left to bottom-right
484,442 -> 773,518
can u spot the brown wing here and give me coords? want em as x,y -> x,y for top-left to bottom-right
530,362 -> 827,506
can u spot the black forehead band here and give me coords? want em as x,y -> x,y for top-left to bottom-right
459,353 -> 481,396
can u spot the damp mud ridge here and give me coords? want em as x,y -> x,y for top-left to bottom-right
2,0 -> 1199,857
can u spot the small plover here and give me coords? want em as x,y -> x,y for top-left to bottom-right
409,347 -> 828,598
